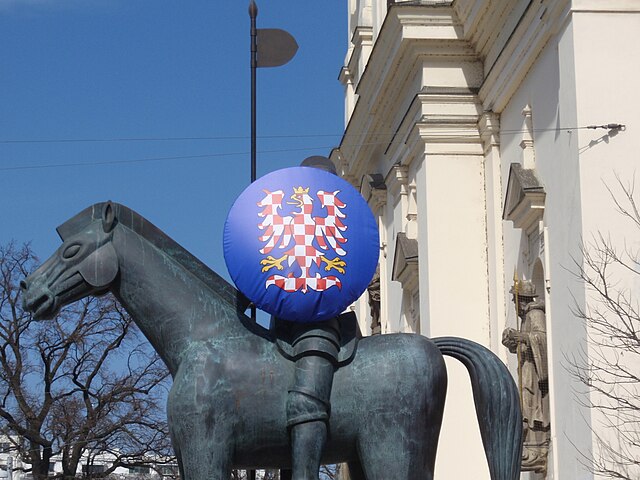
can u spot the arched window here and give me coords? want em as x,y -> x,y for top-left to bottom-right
531,258 -> 545,298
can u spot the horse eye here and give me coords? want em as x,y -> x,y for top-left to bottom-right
62,244 -> 81,259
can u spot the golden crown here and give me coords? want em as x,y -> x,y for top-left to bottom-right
293,186 -> 309,195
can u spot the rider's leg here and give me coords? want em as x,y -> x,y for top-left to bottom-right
286,321 -> 339,480
290,419 -> 327,479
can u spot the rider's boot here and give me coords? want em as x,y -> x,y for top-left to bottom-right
289,398 -> 329,479
286,319 -> 340,480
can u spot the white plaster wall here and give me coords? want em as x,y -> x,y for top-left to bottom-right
482,135 -> 507,355
498,17 -> 597,479
422,59 -> 484,92
419,149 -> 491,479
421,151 -> 489,340
571,9 -> 640,477
385,192 -> 407,333
416,153 -> 431,336
372,0 -> 387,41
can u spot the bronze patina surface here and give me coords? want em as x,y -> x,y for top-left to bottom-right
22,202 -> 522,480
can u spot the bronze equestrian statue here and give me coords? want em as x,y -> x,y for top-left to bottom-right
21,202 -> 522,480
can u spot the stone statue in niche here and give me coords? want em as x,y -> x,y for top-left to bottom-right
502,280 -> 550,474
367,266 -> 381,335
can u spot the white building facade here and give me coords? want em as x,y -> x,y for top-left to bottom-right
331,1 -> 640,478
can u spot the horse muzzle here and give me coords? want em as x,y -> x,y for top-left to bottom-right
21,277 -> 57,320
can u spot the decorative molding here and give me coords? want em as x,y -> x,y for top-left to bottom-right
339,5 -> 483,185
406,179 -> 418,239
360,173 -> 388,258
338,65 -> 354,86
520,104 -> 536,169
352,25 -> 374,46
382,87 -> 483,170
330,148 -> 358,187
385,164 -> 409,200
344,26 -> 374,89
360,173 -> 388,212
407,180 -> 417,223
503,163 -> 546,233
478,111 -> 500,154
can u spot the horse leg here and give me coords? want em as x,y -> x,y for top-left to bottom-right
168,377 -> 234,480
355,421 -> 440,480
356,361 -> 447,479
345,459 -> 366,480
169,412 -> 233,480
290,420 -> 327,479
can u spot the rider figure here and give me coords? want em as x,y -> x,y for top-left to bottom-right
285,318 -> 341,479
285,156 -> 342,480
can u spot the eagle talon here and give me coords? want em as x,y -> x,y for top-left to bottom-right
321,256 -> 346,274
260,255 -> 288,273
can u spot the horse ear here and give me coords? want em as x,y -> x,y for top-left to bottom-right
102,202 -> 116,233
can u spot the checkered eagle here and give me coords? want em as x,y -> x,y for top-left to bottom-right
257,186 -> 347,293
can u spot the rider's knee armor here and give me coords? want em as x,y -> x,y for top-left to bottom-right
286,318 -> 340,428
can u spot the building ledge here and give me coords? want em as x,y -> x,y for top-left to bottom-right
392,232 -> 419,289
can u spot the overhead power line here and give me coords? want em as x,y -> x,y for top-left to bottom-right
0,123 -> 625,172
0,124 -> 625,145
0,133 -> 342,145
0,146 -> 333,172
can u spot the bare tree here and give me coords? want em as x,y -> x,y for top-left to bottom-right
230,465 -> 338,479
568,177 -> 640,479
320,464 -> 339,479
230,470 -> 280,479
0,242 -> 173,480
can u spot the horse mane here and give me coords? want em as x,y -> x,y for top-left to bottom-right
56,202 -> 253,318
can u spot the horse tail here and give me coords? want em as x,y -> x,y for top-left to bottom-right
433,336 -> 522,480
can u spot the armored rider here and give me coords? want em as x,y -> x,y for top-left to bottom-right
225,155 -> 377,479
282,156 -> 345,480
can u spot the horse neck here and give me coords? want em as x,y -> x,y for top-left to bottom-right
109,226 -> 247,373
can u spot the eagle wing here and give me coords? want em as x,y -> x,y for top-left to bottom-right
257,189 -> 293,254
314,190 -> 347,256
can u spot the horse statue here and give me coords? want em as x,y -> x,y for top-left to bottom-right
21,202 -> 522,480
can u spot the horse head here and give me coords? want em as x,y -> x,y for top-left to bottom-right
21,202 -> 119,320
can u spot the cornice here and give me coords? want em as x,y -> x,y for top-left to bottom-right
342,26 -> 374,88
479,0 -> 571,112
351,25 -> 374,46
353,4 -> 471,102
453,0 -> 492,45
503,163 -> 546,233
392,232 -> 419,290
339,5 -> 482,184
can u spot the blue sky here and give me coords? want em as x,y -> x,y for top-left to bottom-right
0,0 -> 347,281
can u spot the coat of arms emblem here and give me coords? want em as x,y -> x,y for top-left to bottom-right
257,186 -> 347,293
224,166 -> 378,323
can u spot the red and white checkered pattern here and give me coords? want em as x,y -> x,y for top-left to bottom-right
257,188 -> 348,293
